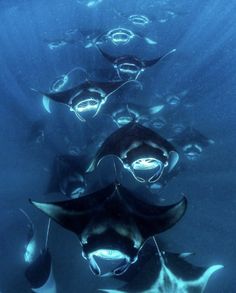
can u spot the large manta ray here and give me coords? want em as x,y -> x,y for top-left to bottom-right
33,80 -> 136,121
87,122 -> 179,183
100,244 -> 223,293
97,47 -> 176,80
30,183 -> 187,276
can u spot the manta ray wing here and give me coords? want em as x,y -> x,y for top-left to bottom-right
29,184 -> 114,235
33,84 -> 83,104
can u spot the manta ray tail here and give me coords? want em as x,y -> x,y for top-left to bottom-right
45,219 -> 51,249
143,48 -> 176,67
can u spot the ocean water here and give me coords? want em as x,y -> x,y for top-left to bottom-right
0,0 -> 235,292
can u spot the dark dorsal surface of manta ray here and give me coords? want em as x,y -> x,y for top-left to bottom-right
97,46 -> 176,80
30,183 -> 187,277
170,127 -> 215,161
87,122 -> 179,183
100,243 -> 223,293
33,80 -> 136,122
102,101 -> 164,128
47,155 -> 88,199
25,249 -> 57,293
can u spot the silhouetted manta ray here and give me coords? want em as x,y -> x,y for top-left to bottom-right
33,80 -> 137,121
87,122 -> 179,183
21,212 -> 56,293
170,127 -> 215,161
47,155 -> 88,199
97,47 -> 176,80
100,244 -> 223,293
25,249 -> 56,293
30,183 -> 187,276
102,101 -> 164,127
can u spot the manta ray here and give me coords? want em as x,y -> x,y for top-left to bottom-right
33,80 -> 136,121
87,122 -> 179,183
100,242 -> 223,293
25,249 -> 56,293
102,101 -> 164,127
97,27 -> 158,46
114,10 -> 152,27
20,210 -> 56,293
30,183 -> 187,277
97,47 -> 176,80
47,155 -> 88,199
170,127 -> 215,161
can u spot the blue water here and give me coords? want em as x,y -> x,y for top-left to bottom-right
0,0 -> 235,292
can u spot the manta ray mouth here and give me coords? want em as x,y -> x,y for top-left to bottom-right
48,40 -> 67,50
72,98 -> 103,121
183,144 -> 202,161
107,28 -> 135,45
118,63 -> 141,74
130,157 -> 165,183
115,116 -> 134,127
123,144 -> 169,182
128,14 -> 150,26
152,118 -> 167,129
131,157 -> 163,171
172,123 -> 185,134
166,94 -> 181,106
87,250 -> 132,277
113,108 -> 138,127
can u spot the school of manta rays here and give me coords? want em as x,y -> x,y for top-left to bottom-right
20,1 -> 223,292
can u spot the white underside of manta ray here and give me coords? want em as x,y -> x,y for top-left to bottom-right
100,264 -> 223,293
100,241 -> 223,293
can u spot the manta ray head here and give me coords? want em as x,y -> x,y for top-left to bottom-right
112,108 -> 138,127
69,88 -> 106,121
114,62 -> 144,80
106,28 -> 135,46
81,224 -> 142,277
122,143 -> 169,183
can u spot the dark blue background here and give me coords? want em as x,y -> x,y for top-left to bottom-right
0,0 -> 235,292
